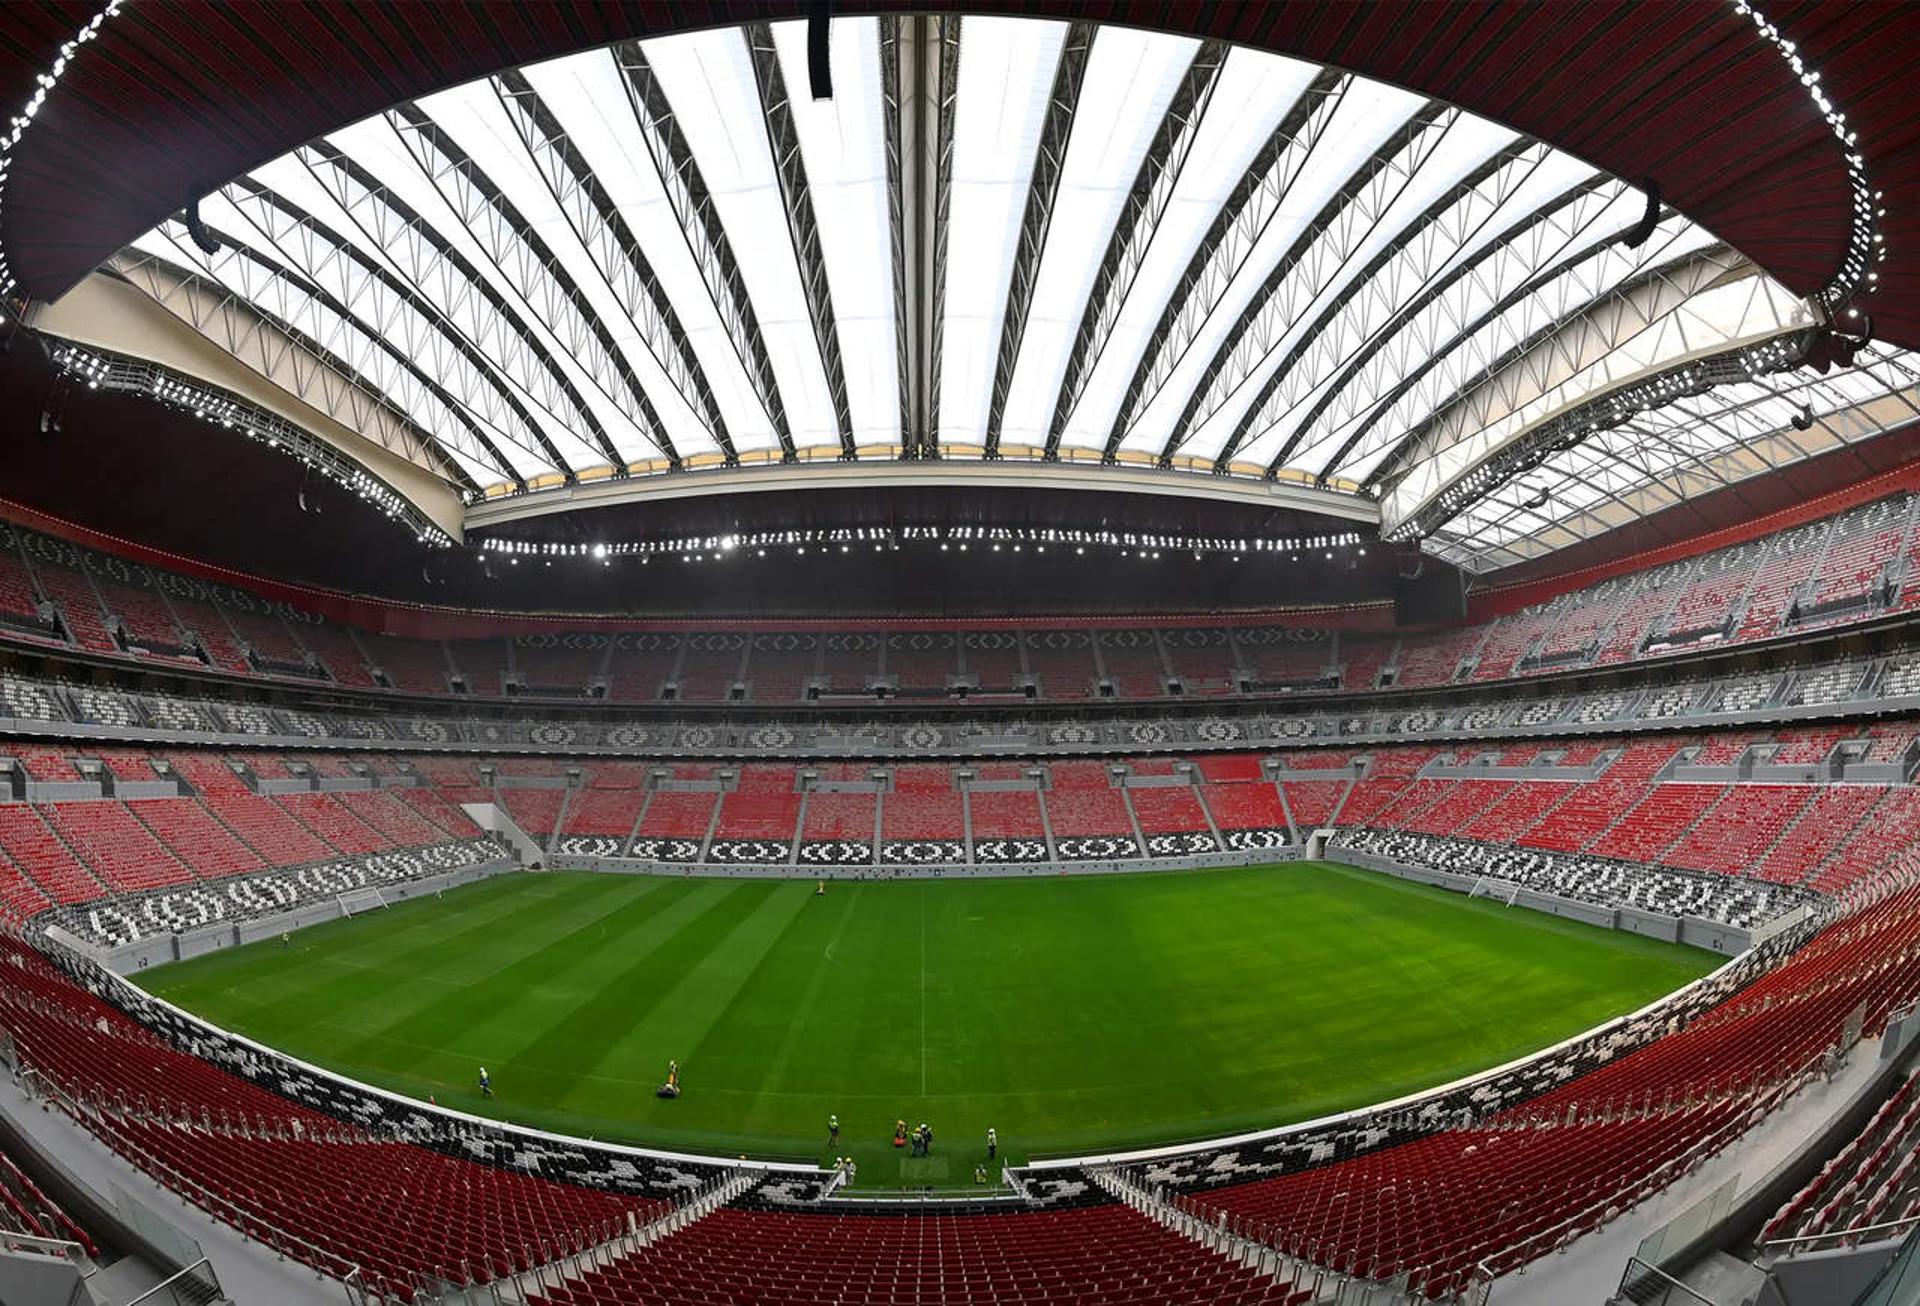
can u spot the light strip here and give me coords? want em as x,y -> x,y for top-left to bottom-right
1732,0 -> 1884,314
0,0 -> 126,304
47,341 -> 454,548
479,523 -> 1367,563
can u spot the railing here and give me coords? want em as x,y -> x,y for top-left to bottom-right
124,1256 -> 223,1306
1615,1255 -> 1721,1306
483,1164 -> 752,1305
0,1228 -> 86,1261
1762,1213 -> 1920,1257
13,1047 -> 369,1290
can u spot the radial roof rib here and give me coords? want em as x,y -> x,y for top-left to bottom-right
108,240 -> 480,493
1078,74 -> 1351,463
612,38 -> 796,463
386,104 -> 669,471
1146,102 -> 1454,469
491,70 -> 733,468
1052,66 -> 1336,464
978,21 -> 1095,459
1214,139 -> 1544,476
1367,224 -> 1728,495
1040,43 -> 1234,462
878,17 -> 913,450
1427,345 -> 1920,571
1033,39 -> 1230,462
1382,250 -> 1808,536
127,230 -> 492,491
918,15 -> 960,457
743,22 -> 856,460
294,144 -> 590,478
216,178 -> 553,484
1297,174 -> 1627,486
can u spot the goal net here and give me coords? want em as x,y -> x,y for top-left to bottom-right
337,887 -> 390,918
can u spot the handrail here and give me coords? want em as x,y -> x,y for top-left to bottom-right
124,1256 -> 218,1306
1618,1255 -> 1719,1306
15,1048 -> 361,1285
0,1228 -> 85,1260
1762,1212 -> 1920,1254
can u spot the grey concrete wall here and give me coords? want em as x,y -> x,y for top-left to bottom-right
100,862 -> 515,975
553,847 -> 1301,881
1334,850 -> 1752,954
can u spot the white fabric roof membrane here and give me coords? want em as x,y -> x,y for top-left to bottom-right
118,15 -> 1917,572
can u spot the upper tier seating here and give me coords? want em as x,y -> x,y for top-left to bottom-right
749,634 -> 820,701
5,489 -> 1920,709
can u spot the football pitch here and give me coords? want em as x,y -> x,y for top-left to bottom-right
138,863 -> 1715,1187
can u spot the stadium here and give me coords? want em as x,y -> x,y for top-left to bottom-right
0,2 -> 1918,1304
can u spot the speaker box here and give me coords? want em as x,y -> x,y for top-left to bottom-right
1393,568 -> 1468,626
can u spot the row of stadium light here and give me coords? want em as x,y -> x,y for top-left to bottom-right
0,0 -> 125,305
1384,353 -> 1739,546
480,526 -> 1369,566
1732,0 -> 1885,316
49,342 -> 455,549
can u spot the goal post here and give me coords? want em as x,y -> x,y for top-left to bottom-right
337,887 -> 390,918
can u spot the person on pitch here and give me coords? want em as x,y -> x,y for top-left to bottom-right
668,1059 -> 680,1090
893,1119 -> 908,1149
986,1127 -> 997,1160
829,1114 -> 839,1145
478,1066 -> 492,1099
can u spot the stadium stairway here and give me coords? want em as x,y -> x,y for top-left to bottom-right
1088,1165 -> 1324,1303
463,800 -> 543,867
509,1167 -> 758,1304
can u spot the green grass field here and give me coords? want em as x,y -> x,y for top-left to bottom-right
138,863 -> 1713,1187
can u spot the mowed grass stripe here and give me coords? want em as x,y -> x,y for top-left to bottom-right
365,878 -> 745,1086
140,864 -> 1715,1186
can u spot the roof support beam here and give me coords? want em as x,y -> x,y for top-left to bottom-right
1370,242 -> 1742,503
613,38 -> 797,462
911,14 -> 960,456
494,71 -> 738,465
1086,73 -> 1354,460
1206,140 -> 1542,475
1041,40 -> 1230,459
218,179 -> 554,484
1298,175 -> 1623,486
878,16 -> 914,451
387,105 -> 671,470
296,144 -> 588,477
744,22 -> 856,459
1176,104 -> 1457,469
982,21 -> 1096,457
108,244 -> 477,492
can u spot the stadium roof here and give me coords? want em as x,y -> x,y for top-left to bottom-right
5,3 -> 1920,581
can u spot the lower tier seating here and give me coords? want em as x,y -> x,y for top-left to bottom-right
528,1203 -> 1304,1306
1177,881 -> 1920,1297
0,934 -> 654,1299
1764,1071 -> 1920,1247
